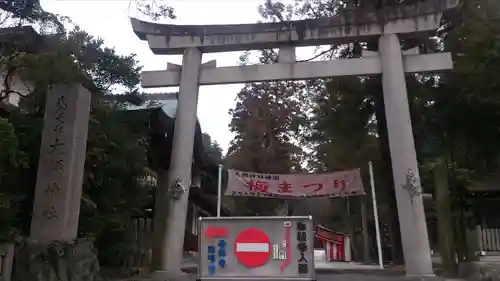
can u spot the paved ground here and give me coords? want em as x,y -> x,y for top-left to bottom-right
156,272 -> 463,281
112,251 -> 468,281
316,273 -> 423,281
111,269 -> 466,281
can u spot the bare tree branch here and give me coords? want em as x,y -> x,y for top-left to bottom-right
298,46 -> 336,62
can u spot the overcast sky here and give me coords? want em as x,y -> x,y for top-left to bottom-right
38,0 -> 269,153
39,0 -> 318,154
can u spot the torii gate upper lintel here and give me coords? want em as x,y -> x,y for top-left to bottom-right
131,0 -> 458,278
131,0 -> 459,55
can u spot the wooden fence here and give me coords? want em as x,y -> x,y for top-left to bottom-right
476,226 -> 500,253
0,244 -> 14,281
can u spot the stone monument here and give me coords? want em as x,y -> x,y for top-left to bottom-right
30,84 -> 91,244
130,0 -> 458,277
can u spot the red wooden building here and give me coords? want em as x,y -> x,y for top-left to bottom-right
315,225 -> 352,262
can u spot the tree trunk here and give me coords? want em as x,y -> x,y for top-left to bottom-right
372,79 -> 404,264
434,160 -> 458,277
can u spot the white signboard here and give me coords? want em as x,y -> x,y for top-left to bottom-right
198,216 -> 315,281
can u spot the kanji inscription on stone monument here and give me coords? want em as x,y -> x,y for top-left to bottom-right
30,84 -> 91,244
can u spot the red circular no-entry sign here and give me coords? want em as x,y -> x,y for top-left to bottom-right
234,228 -> 271,268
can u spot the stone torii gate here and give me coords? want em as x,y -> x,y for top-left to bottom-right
130,0 -> 458,278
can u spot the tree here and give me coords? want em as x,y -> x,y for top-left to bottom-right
226,49 -> 308,215
257,0 -> 419,262
416,0 -> 500,265
255,0 -> 500,266
133,0 -> 176,21
198,132 -> 224,198
202,132 -> 223,164
0,4 -> 157,276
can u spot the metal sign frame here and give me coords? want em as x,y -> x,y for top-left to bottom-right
197,216 -> 315,281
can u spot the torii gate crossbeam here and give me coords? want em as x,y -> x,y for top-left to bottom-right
130,0 -> 459,279
140,52 -> 452,88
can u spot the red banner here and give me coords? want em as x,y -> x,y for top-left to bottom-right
225,169 -> 365,198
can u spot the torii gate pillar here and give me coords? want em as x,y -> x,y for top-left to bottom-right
152,47 -> 202,279
379,34 -> 433,276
